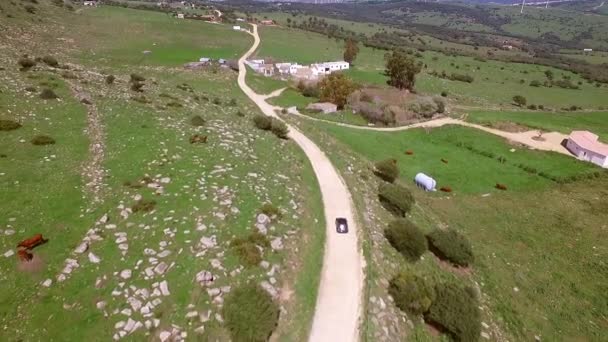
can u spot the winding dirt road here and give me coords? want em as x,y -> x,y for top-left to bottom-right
284,107 -> 571,156
238,25 -> 363,342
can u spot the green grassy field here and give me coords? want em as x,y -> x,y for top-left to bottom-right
467,110 -> 608,141
0,3 -> 323,341
309,123 -> 600,194
293,116 -> 608,341
268,88 -> 316,108
245,66 -> 288,94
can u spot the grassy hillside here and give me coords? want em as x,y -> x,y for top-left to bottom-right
0,3 -> 323,341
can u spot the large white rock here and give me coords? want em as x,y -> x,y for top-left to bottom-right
256,213 -> 270,225
88,252 -> 101,263
74,241 -> 89,254
154,262 -> 168,275
3,250 -> 15,258
120,269 -> 132,280
159,281 -> 170,296
159,331 -> 171,342
195,271 -> 214,286
271,237 -> 283,251
42,279 -> 53,287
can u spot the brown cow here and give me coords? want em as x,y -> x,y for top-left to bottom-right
17,249 -> 33,262
405,150 -> 414,155
17,234 -> 48,250
441,158 -> 449,164
440,186 -> 452,193
495,183 -> 507,191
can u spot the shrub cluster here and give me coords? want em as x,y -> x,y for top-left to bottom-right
131,199 -> 157,213
42,56 -> 59,68
18,57 -> 36,71
384,218 -> 427,261
430,70 -> 474,83
231,232 -> 270,267
378,183 -> 414,217
105,75 -> 115,85
253,115 -> 289,139
31,135 -> 55,145
223,284 -> 280,342
426,283 -> 481,342
191,115 -> 205,126
129,74 -> 145,92
427,229 -> 474,267
259,203 -> 282,220
374,158 -> 399,183
389,271 -> 435,315
0,119 -> 22,131
40,88 -> 59,100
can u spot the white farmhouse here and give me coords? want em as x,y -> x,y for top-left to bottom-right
311,61 -> 349,76
566,131 -> 608,168
233,26 -> 241,31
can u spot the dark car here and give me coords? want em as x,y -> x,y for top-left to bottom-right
335,218 -> 348,234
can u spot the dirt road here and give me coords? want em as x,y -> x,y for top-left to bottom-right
286,108 -> 571,156
238,25 -> 363,342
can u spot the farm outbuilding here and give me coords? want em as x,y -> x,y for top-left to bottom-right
566,131 -> 608,168
414,173 -> 437,191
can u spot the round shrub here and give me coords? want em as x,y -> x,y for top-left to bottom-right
270,118 -> 289,139
129,73 -> 145,83
42,56 -> 59,67
427,229 -> 474,267
389,271 -> 435,315
232,241 -> 262,266
105,75 -> 115,85
223,284 -> 280,342
18,57 -> 36,71
374,158 -> 399,183
190,115 -> 205,126
385,218 -> 427,261
253,114 -> 272,130
31,135 -> 55,146
426,283 -> 481,342
0,119 -> 22,131
378,183 -> 414,217
40,88 -> 58,100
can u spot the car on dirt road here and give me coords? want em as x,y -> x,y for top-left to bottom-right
335,218 -> 348,234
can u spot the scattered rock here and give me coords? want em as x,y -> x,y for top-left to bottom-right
159,331 -> 171,342
42,279 -> 52,287
271,237 -> 283,251
74,241 -> 89,254
4,250 -> 15,258
120,269 -> 132,280
88,252 -> 101,263
159,280 -> 170,296
195,270 -> 214,286
154,262 -> 168,275
256,213 -> 270,225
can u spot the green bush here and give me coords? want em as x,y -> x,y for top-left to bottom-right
131,199 -> 157,213
129,73 -> 145,83
389,271 -> 435,315
378,183 -> 414,217
374,158 -> 399,183
440,91 -> 448,97
253,114 -> 272,130
40,88 -> 58,99
31,135 -> 55,145
529,80 -> 542,87
259,203 -> 282,220
270,118 -> 289,139
0,119 -> 22,131
427,229 -> 474,267
231,232 -> 270,267
42,56 -> 59,67
433,97 -> 446,114
426,283 -> 481,342
18,57 -> 36,71
223,284 -> 280,342
105,75 -> 115,85
130,82 -> 144,92
385,218 -> 427,261
512,95 -> 527,107
190,115 -> 205,126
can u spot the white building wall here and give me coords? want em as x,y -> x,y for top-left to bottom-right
566,139 -> 608,168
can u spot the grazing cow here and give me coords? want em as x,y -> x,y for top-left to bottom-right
440,186 -> 452,193
441,158 -> 448,164
17,234 -> 48,250
405,150 -> 414,155
495,183 -> 507,190
17,249 -> 33,262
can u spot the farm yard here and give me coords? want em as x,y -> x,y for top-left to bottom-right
0,4 -> 323,341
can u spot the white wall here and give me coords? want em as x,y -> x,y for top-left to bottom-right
566,139 -> 608,168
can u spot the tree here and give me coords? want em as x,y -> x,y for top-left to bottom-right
389,271 -> 435,315
385,49 -> 422,91
318,73 -> 359,110
374,158 -> 399,183
513,95 -> 527,107
544,70 -> 554,81
343,38 -> 360,65
385,218 -> 428,261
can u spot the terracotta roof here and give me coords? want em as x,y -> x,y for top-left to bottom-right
569,130 -> 608,156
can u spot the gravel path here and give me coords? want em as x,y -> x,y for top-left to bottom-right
238,25 -> 363,342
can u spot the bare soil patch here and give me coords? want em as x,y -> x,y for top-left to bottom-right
485,121 -> 531,133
